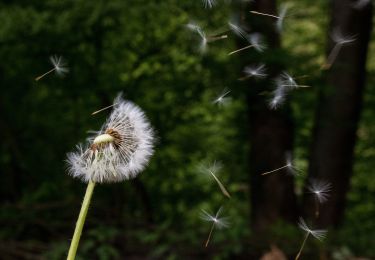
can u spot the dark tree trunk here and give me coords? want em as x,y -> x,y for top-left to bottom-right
245,0 -> 298,233
305,0 -> 373,227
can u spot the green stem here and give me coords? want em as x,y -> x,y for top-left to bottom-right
67,181 -> 96,260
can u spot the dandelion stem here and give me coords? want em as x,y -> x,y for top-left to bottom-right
205,222 -> 215,247
228,45 -> 254,55
67,181 -> 96,260
209,171 -> 231,198
250,11 -> 280,19
295,232 -> 310,260
35,68 -> 56,81
261,165 -> 289,176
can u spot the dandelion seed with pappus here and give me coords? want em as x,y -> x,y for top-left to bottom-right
66,93 -> 154,260
186,22 -> 209,53
35,55 -> 69,81
261,152 -> 302,176
243,64 -> 267,79
228,22 -> 248,40
322,29 -> 357,69
202,0 -> 216,9
247,33 -> 266,52
268,78 -> 287,110
276,4 -> 289,33
352,0 -> 371,10
200,207 -> 230,247
198,160 -> 231,198
280,72 -> 298,89
307,179 -> 332,218
295,217 -> 327,260
212,88 -> 232,107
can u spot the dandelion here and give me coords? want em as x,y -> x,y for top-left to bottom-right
295,217 -> 327,260
261,152 -> 302,176
242,64 -> 267,79
212,88 -> 232,107
200,206 -> 230,247
307,179 -> 332,218
35,55 -> 69,81
322,29 -> 357,70
203,0 -> 216,8
198,160 -> 231,198
66,93 -> 154,260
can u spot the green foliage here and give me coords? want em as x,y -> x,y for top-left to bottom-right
0,0 -> 374,259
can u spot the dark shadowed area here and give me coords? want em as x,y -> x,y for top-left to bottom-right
0,0 -> 374,259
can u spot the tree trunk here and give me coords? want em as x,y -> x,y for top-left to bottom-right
305,0 -> 373,227
246,0 -> 298,233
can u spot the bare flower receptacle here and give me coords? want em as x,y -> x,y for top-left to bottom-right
93,134 -> 115,145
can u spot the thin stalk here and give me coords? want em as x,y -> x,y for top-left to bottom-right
250,11 -> 280,19
92,103 -> 118,115
35,68 -> 56,81
322,44 -> 342,70
228,45 -> 254,55
295,232 -> 310,260
205,222 -> 215,247
261,165 -> 289,176
67,181 -> 96,260
207,34 -> 228,42
209,171 -> 231,198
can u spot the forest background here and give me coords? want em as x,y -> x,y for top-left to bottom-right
0,0 -> 374,259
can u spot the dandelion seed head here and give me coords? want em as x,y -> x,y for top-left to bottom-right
243,64 -> 267,79
308,179 -> 332,203
298,217 -> 327,241
247,33 -> 266,52
67,93 -> 155,183
50,55 -> 69,76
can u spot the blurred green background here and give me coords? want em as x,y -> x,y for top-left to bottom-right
0,0 -> 374,259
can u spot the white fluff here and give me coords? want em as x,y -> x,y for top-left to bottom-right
67,94 -> 155,183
